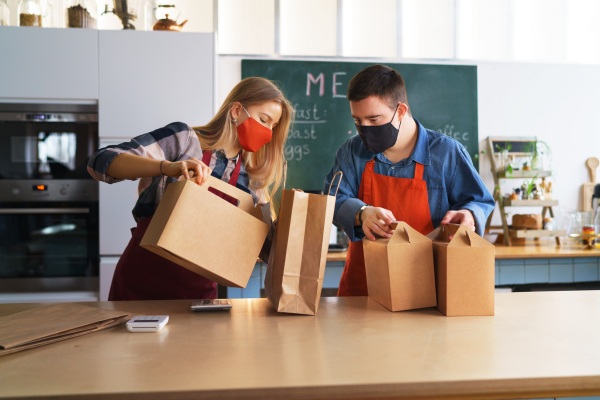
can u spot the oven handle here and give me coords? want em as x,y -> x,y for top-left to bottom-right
0,208 -> 90,214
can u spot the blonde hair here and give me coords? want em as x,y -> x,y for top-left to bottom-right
193,77 -> 293,215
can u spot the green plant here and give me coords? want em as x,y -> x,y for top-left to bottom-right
524,139 -> 552,170
523,173 -> 539,199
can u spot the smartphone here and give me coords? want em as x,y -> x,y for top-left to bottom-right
190,299 -> 232,311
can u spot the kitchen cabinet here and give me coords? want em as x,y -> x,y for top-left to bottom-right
98,31 -> 215,139
98,139 -> 140,256
0,27 -> 98,100
99,256 -> 119,301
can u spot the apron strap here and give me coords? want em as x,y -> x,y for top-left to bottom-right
414,162 -> 424,181
201,150 -> 212,167
362,160 -> 376,205
202,150 -> 242,186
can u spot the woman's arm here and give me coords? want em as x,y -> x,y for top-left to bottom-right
88,122 -> 211,185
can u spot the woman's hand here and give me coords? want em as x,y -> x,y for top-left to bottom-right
165,158 -> 212,185
361,207 -> 396,241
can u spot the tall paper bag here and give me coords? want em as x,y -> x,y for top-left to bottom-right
265,172 -> 342,315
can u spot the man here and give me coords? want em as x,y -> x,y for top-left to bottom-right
323,64 -> 494,297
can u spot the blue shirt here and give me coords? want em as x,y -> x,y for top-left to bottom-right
323,119 -> 494,241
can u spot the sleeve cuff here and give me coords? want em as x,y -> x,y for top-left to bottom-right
459,203 -> 486,237
337,197 -> 367,242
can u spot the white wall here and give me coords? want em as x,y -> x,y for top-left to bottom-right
218,56 -> 600,226
478,63 -> 600,225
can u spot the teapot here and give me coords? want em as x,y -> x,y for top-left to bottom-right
152,5 -> 187,31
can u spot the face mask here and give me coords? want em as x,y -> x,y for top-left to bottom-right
356,104 -> 400,154
236,106 -> 273,153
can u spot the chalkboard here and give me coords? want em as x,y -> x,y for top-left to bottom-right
242,60 -> 478,191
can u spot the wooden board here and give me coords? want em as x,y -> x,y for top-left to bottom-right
503,199 -> 558,207
2,294 -> 600,400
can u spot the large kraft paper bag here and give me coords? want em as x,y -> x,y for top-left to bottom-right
363,221 -> 437,312
265,172 -> 342,315
426,224 -> 495,316
140,176 -> 270,288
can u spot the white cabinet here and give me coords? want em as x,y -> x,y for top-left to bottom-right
98,31 -> 215,138
0,27 -> 99,100
100,256 -> 120,301
98,139 -> 140,256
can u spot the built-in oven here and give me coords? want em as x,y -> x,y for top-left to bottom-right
0,103 -> 99,302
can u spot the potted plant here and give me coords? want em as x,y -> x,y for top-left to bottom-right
525,139 -> 552,171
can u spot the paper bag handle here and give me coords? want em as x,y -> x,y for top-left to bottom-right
203,175 -> 256,214
282,160 -> 288,190
327,171 -> 344,197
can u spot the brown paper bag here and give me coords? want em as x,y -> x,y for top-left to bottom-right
363,221 -> 437,312
426,224 -> 495,316
141,176 -> 270,288
265,172 -> 342,315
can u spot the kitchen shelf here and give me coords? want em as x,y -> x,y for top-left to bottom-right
510,229 -> 566,239
485,136 -> 561,246
498,170 -> 551,179
502,199 -> 559,207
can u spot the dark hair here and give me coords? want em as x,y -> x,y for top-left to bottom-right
347,64 -> 410,114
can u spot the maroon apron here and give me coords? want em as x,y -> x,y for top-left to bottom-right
108,151 -> 242,301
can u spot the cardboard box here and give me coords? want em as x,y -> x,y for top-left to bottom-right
140,176 -> 270,288
363,222 -> 437,312
426,224 -> 495,316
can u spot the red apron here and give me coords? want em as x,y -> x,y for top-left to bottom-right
337,160 -> 435,297
108,151 -> 241,301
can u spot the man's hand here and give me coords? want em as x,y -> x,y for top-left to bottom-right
441,209 -> 475,240
360,207 -> 396,241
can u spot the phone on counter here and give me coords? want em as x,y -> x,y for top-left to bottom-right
190,299 -> 232,311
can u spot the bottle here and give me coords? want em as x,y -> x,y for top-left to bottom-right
18,0 -> 43,26
594,206 -> 600,248
0,0 -> 9,26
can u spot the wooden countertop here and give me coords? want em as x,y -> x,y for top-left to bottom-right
1,292 -> 600,399
327,240 -> 600,261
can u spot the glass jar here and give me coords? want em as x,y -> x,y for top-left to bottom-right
0,0 -> 9,26
18,0 -> 43,27
65,0 -> 99,29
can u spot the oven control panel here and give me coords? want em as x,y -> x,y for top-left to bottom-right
0,180 -> 98,202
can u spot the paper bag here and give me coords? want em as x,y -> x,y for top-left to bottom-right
426,224 -> 495,316
265,172 -> 342,315
363,221 -> 437,312
141,176 -> 270,288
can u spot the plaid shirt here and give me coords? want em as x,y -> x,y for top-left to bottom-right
87,122 -> 256,223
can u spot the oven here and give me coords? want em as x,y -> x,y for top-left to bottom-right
0,103 -> 99,302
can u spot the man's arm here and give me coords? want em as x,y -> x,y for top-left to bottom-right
444,145 -> 495,236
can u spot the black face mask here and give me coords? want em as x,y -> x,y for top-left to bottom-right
356,104 -> 400,154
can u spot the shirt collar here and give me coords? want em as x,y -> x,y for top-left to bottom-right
375,118 -> 431,167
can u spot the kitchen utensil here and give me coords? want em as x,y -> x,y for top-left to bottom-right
582,157 -> 599,211
152,5 -> 187,31
102,0 -> 139,29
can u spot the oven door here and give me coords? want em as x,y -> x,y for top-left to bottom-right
0,120 -> 97,180
0,201 -> 99,279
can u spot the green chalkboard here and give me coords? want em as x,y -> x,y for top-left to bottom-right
242,60 -> 478,192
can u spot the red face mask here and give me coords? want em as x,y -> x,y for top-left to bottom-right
236,106 -> 273,153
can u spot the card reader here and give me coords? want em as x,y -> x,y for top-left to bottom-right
126,315 -> 169,332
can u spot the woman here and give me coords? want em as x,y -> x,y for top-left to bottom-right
88,77 -> 293,301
